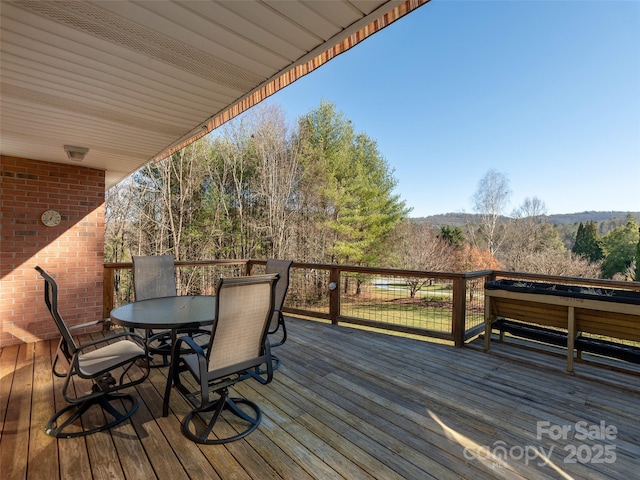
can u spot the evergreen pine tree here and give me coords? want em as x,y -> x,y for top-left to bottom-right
601,215 -> 640,278
635,227 -> 640,282
440,225 -> 465,250
572,221 -> 604,263
572,223 -> 585,255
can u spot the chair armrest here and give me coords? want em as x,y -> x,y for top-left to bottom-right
178,335 -> 206,357
68,319 -> 106,331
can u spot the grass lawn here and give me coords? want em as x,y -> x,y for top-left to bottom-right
341,302 -> 453,332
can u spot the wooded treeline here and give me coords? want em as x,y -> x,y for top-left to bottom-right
106,101 -> 407,268
105,101 -> 640,281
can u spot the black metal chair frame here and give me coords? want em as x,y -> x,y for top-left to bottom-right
132,255 -> 177,366
263,259 -> 292,370
171,274 -> 278,444
36,266 -> 149,438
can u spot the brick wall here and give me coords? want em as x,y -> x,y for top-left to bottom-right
1,156 -> 105,347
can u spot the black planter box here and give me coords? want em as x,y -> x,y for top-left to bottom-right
485,279 -> 640,306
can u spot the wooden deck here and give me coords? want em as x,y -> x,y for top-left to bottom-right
2,317 -> 640,480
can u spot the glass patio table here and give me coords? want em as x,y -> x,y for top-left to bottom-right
110,295 -> 216,416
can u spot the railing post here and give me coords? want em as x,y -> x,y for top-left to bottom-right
103,267 -> 115,330
329,267 -> 340,325
452,276 -> 466,347
244,260 -> 253,276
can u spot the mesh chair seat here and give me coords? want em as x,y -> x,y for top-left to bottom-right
77,340 -> 147,377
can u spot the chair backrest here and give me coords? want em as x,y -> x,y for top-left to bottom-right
264,259 -> 293,330
206,274 -> 279,375
35,266 -> 78,356
132,255 -> 177,300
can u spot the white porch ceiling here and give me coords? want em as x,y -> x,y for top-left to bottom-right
1,0 -> 428,189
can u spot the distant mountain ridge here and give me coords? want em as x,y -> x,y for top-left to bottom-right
413,211 -> 640,227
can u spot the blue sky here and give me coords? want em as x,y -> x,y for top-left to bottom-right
262,0 -> 640,218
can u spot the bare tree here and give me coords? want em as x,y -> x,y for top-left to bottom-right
470,169 -> 511,256
513,196 -> 546,220
105,179 -> 136,263
388,222 -> 457,297
201,136 -> 237,258
513,250 -> 602,277
204,119 -> 262,259
498,196 -> 602,277
502,196 -> 556,269
248,104 -> 301,259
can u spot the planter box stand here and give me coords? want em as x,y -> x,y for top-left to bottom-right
484,281 -> 640,372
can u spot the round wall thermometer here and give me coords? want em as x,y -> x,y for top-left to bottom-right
41,209 -> 62,227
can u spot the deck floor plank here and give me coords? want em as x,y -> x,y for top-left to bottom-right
285,326 -> 527,458
2,318 -> 639,480
281,330 -> 531,479
239,379 -> 404,480
230,426 -> 317,480
1,343 -> 34,480
0,344 -> 19,443
26,340 -> 58,480
243,388 -> 377,480
248,412 -> 340,480
128,380 -> 191,480
144,367 -> 224,480
52,371 -> 92,480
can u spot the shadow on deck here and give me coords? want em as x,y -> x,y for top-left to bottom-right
2,318 -> 639,479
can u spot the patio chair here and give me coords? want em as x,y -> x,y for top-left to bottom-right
132,254 -> 177,366
171,273 -> 279,444
35,266 -> 149,438
262,259 -> 293,370
264,259 -> 293,348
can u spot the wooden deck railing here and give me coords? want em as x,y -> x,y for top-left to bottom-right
103,261 -> 640,348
